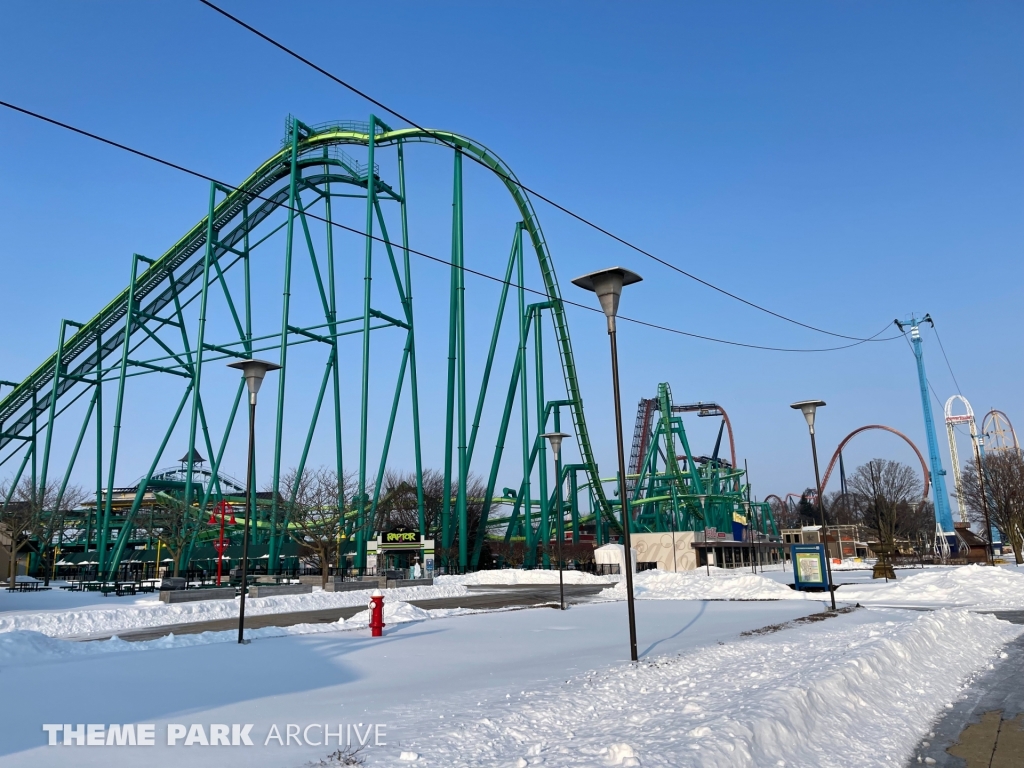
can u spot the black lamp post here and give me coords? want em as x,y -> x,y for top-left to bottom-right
540,431 -> 570,610
227,358 -> 281,644
790,399 -> 837,610
572,266 -> 642,661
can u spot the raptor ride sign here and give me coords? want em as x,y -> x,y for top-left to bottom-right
381,527 -> 420,548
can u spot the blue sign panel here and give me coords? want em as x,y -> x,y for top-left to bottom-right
791,543 -> 828,590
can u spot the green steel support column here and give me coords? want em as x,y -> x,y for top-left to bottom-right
397,141 -> 426,537
569,467 -> 579,544
441,152 -> 460,553
271,121 -> 302,572
535,308 -> 549,567
91,331 -> 102,553
555,436 -> 564,560
324,170 -> 345,517
4,448 -> 32,507
38,320 -> 69,497
55,388 -> 96,514
466,226 -> 521,567
355,116 -> 377,569
31,389 -> 37,514
364,200 -> 418,524
184,185 -> 219,523
99,254 -> 142,576
471,351 -> 522,567
466,230 -> 519,467
553,406 -> 564,547
290,351 -> 335,504
370,345 -> 410,518
454,150 -> 469,570
516,226 -> 533,565
296,196 -> 333,318
501,435 -> 541,544
197,380 -> 245,514
243,202 -> 252,356
105,385 -> 193,574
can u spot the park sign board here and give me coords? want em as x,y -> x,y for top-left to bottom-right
380,527 -> 421,549
791,543 -> 828,591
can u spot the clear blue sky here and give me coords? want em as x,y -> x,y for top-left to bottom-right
0,1 -> 1021,509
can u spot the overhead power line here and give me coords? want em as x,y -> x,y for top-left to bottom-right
196,0 -> 896,345
0,97 -> 901,353
931,325 -> 963,398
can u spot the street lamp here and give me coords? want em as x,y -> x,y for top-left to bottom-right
540,431 -> 570,610
228,358 -> 281,644
572,266 -> 641,662
790,399 -> 837,610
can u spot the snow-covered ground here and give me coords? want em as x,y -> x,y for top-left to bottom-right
3,565 -> 1023,767
0,599 -> 828,767
598,568 -> 811,602
437,570 -> 614,586
0,600 -> 477,664
381,608 -> 1019,767
838,564 -> 1024,609
0,582 -> 471,638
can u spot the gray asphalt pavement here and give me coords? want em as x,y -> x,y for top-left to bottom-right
906,610 -> 1024,767
83,583 -> 610,643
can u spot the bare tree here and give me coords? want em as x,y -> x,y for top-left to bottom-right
493,540 -> 527,568
373,468 -> 487,567
961,451 -> 1024,564
826,491 -> 860,526
373,469 -> 422,532
0,479 -> 87,589
848,459 -> 924,548
280,467 -> 354,588
38,483 -> 88,585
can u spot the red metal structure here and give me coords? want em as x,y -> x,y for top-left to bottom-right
819,425 -> 930,501
207,500 -> 236,586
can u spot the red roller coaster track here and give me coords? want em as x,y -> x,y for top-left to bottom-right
820,425 -> 930,501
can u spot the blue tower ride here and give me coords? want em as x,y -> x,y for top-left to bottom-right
894,315 -> 956,539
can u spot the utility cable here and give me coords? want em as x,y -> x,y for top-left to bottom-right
931,324 -> 963,398
196,0 -> 897,345
0,97 -> 901,353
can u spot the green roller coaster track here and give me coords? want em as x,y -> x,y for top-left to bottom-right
0,115 -> 624,579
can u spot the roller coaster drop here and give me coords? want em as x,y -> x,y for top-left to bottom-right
1,116 -> 776,580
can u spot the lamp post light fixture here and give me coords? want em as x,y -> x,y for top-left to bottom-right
790,399 -> 837,611
540,432 -> 570,611
572,266 -> 641,662
227,358 -> 282,644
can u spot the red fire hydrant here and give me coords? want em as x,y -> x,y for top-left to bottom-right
368,589 -> 385,637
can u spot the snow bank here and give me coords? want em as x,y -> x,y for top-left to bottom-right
0,601 -> 471,662
0,583 -> 469,638
840,564 -> 1024,609
344,599 -> 470,628
437,570 -> 614,587
598,567 -> 812,601
384,609 -> 1021,767
830,559 -> 873,571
